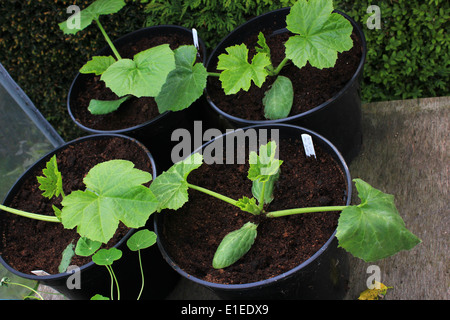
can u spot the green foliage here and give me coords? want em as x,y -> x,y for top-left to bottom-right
333,0 -> 449,101
142,0 -> 297,50
79,55 -> 116,75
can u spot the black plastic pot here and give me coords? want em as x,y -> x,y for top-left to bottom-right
155,124 -> 351,300
0,134 -> 178,300
67,25 -> 207,172
203,7 -> 367,164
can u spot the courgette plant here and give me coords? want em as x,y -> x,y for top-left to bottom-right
0,155 -> 159,299
59,0 -> 208,115
59,0 -> 355,121
209,0 -> 355,120
149,141 -> 421,269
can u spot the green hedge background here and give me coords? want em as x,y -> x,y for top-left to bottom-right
0,0 -> 448,141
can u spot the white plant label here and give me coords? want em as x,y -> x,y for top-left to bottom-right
192,28 -> 200,56
301,134 -> 316,158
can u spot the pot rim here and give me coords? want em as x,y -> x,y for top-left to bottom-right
67,25 -> 207,134
205,7 -> 367,125
0,134 -> 157,281
155,123 -> 352,290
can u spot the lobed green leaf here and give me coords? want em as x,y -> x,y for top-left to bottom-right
336,179 -> 421,262
80,55 -> 116,76
101,44 -> 175,98
149,153 -> 203,211
236,197 -> 261,215
285,0 -> 353,69
217,44 -> 271,94
61,160 -> 158,244
37,155 -> 64,199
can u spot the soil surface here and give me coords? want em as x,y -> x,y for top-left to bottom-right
71,33 -> 199,131
207,28 -> 362,120
0,137 -> 153,275
160,138 -> 348,284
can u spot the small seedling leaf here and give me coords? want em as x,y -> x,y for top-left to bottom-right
127,229 -> 157,251
358,282 -> 393,300
213,222 -> 258,269
336,179 -> 421,262
236,197 -> 260,215
217,44 -> 271,94
252,170 -> 280,206
91,294 -> 110,300
248,141 -> 283,182
37,155 -> 64,199
75,237 -> 102,257
92,248 -> 122,266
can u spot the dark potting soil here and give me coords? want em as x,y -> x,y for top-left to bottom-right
207,28 -> 362,120
0,137 -> 153,275
160,138 -> 347,284
71,33 -> 198,131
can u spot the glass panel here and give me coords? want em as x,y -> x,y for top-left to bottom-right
0,63 -> 64,299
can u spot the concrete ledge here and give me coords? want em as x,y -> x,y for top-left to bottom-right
345,96 -> 449,300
